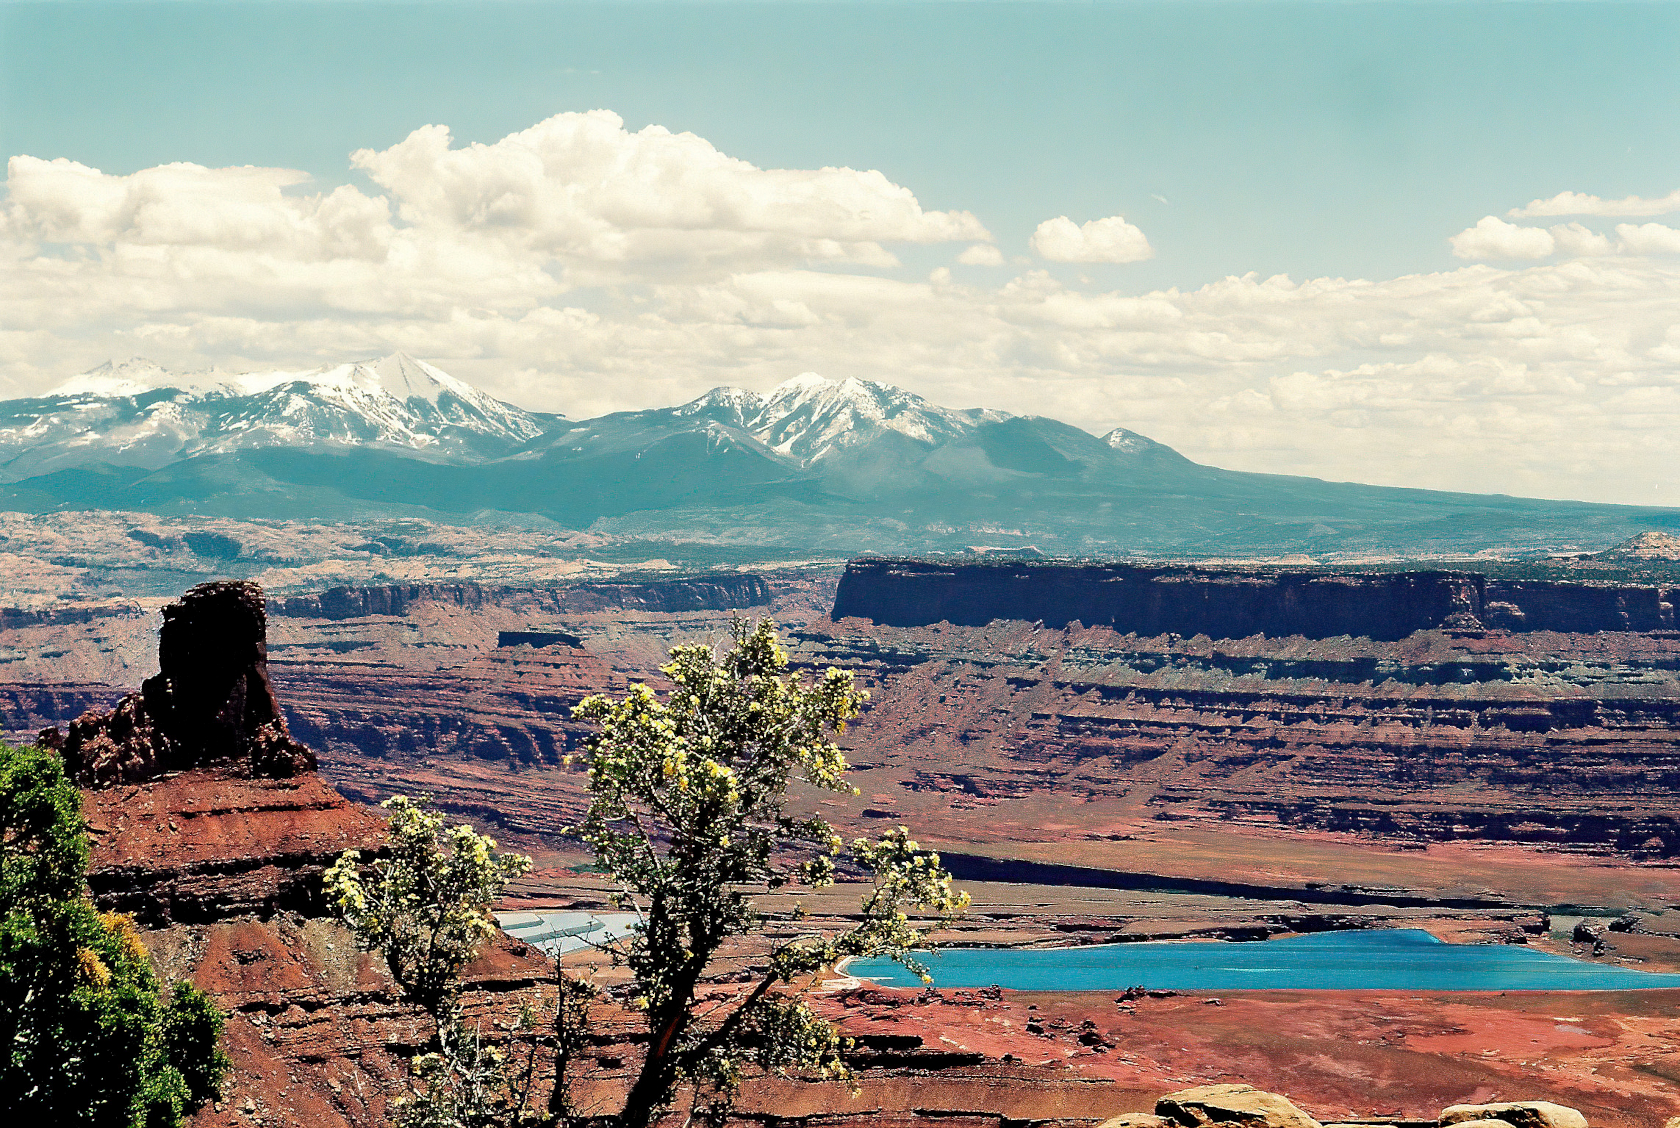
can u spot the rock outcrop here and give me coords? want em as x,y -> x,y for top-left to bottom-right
1154,1083 -> 1322,1128
40,581 -> 315,786
1104,1090 -> 1593,1128
1439,1104 -> 1589,1128
1595,531 -> 1680,562
833,559 -> 1677,638
27,583 -> 557,1128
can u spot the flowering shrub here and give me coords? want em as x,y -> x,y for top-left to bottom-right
0,741 -> 227,1126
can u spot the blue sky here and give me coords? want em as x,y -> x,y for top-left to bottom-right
7,1 -> 1678,286
2,2 -> 1679,503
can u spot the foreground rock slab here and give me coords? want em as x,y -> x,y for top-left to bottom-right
1440,1103 -> 1590,1128
1156,1083 -> 1323,1128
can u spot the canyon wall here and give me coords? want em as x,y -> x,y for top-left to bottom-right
832,559 -> 1678,639
792,608 -> 1680,864
0,599 -> 144,628
270,572 -> 771,620
7,572 -> 1680,1123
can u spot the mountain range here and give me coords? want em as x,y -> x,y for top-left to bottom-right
2,354 -> 1674,557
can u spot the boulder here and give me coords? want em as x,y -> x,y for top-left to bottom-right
1156,1084 -> 1322,1128
1100,1116 -> 1173,1128
1439,1103 -> 1588,1128
1571,920 -> 1602,944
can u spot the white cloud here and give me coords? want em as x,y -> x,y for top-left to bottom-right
1029,215 -> 1153,264
6,113 -> 1680,505
1510,188 -> 1680,219
957,243 -> 1005,266
350,111 -> 987,276
1548,222 -> 1613,257
1615,222 -> 1680,255
1448,216 -> 1555,260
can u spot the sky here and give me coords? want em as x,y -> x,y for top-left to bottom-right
2,0 -> 1678,505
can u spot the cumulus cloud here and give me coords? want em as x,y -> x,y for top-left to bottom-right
1510,188 -> 1680,219
5,116 -> 1680,505
1029,215 -> 1153,264
1450,214 -> 1661,261
0,110 -> 989,318
1548,222 -> 1613,257
957,243 -> 1005,266
1615,222 -> 1680,255
349,112 -> 987,275
1448,216 -> 1556,260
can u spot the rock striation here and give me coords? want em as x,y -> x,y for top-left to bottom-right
833,559 -> 1677,639
39,581 -> 315,786
268,573 -> 771,621
796,615 -> 1680,858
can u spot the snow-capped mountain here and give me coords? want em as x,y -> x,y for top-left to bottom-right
0,353 -> 548,480
0,359 -> 1654,557
516,371 -> 1192,513
0,359 -> 1196,537
674,373 -> 1005,466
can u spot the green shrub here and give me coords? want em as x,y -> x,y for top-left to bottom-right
0,741 -> 229,1125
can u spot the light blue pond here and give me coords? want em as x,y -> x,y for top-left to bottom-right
495,911 -> 640,957
847,929 -> 1680,992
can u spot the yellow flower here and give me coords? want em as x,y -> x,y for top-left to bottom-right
76,947 -> 112,989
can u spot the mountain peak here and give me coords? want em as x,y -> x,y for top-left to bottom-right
1102,426 -> 1188,462
360,352 -> 477,405
11,354 -> 547,475
51,357 -> 180,398
772,372 -> 832,393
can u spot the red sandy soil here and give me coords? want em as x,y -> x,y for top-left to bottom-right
787,984 -> 1680,1128
545,977 -> 1680,1128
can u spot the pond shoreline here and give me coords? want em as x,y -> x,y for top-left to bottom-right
841,928 -> 1680,993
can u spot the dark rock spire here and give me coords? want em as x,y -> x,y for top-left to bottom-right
41,580 -> 316,786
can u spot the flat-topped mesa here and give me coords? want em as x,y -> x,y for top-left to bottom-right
832,558 -> 1677,640
39,580 -> 315,786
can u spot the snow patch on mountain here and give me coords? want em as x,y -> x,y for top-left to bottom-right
1102,426 -> 1183,460
2,354 -> 548,480
672,373 -> 1004,466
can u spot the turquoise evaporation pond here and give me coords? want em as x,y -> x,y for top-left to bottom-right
846,930 -> 1680,992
